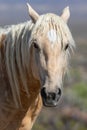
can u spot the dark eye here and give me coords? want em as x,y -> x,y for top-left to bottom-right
33,42 -> 40,50
65,44 -> 69,50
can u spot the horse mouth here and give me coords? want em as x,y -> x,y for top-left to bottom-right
42,99 -> 58,107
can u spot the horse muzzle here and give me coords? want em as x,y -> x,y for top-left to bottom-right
41,87 -> 61,107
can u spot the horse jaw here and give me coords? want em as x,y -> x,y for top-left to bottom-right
61,6 -> 70,23
27,3 -> 39,23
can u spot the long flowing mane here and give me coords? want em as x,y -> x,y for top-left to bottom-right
0,21 -> 34,107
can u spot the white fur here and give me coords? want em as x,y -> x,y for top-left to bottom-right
47,29 -> 57,43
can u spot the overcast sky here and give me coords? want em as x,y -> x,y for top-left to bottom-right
0,0 -> 87,26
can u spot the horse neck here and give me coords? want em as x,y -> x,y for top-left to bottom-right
2,22 -> 40,107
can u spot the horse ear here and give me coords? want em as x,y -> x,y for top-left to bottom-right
27,3 -> 39,23
61,6 -> 70,23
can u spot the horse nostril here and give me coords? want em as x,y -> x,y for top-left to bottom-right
57,88 -> 61,96
41,87 -> 47,99
55,88 -> 61,101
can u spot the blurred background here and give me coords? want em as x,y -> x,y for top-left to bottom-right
0,0 -> 87,130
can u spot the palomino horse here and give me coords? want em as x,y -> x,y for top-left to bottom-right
0,3 -> 75,130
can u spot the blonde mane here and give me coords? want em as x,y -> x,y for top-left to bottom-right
0,21 -> 34,107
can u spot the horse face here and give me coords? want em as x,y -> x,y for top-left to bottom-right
31,34 -> 68,107
28,4 -> 74,107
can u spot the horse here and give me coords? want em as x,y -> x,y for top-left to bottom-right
0,3 -> 75,130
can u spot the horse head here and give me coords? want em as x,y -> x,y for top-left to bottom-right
27,4 -> 75,107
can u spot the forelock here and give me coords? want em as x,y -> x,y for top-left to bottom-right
30,13 -> 75,49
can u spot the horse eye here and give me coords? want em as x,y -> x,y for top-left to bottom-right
65,44 -> 69,50
33,42 -> 39,50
